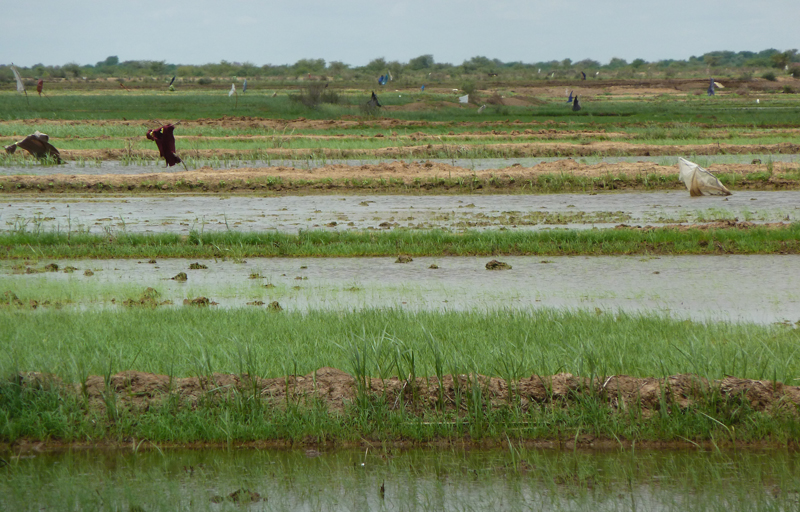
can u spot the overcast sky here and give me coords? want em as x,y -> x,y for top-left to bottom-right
2,0 -> 797,68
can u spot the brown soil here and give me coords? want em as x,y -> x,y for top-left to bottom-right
2,159 -> 798,195
11,141 -> 800,163
15,369 -> 800,419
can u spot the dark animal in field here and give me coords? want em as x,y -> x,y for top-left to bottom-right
146,124 -> 186,169
572,95 -> 581,111
367,91 -> 381,108
4,131 -> 62,163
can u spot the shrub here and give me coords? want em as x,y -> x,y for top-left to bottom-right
761,71 -> 777,82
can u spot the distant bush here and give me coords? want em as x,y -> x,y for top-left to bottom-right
761,71 -> 777,81
783,85 -> 795,94
197,77 -> 212,85
289,83 -> 339,108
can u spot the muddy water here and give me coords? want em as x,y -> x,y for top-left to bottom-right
2,191 -> 798,233
3,255 -> 798,324
2,447 -> 797,511
1,154 -> 799,175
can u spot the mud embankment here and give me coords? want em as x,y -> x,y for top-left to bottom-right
15,368 -> 800,418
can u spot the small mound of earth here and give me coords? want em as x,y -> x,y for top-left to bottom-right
123,287 -> 171,308
188,262 -> 208,270
172,272 -> 188,282
486,259 -> 512,270
211,488 -> 261,504
267,301 -> 283,311
396,255 -> 413,263
183,296 -> 216,306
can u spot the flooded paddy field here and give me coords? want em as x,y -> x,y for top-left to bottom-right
3,447 -> 800,511
2,190 -> 799,234
3,255 -> 799,324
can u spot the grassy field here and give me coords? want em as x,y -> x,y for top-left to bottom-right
2,308 -> 800,445
3,308 -> 798,382
2,81 -> 800,447
1,225 -> 799,259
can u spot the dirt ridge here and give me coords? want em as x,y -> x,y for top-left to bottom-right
15,369 -> 800,417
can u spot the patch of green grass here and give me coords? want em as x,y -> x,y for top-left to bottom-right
2,308 -> 798,383
1,224 -> 798,259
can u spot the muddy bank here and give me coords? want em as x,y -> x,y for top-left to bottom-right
1,159 -> 798,194
14,141 -> 800,163
15,368 -> 800,418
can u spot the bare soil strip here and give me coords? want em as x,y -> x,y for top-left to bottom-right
11,141 -> 800,162
17,368 -> 799,418
2,159 -> 797,194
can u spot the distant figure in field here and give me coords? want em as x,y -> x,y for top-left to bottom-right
572,95 -> 581,111
707,78 -> 715,96
367,91 -> 381,108
4,131 -> 62,163
581,71 -> 586,80
566,90 -> 573,103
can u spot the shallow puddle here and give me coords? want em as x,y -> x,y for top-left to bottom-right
2,255 -> 798,324
2,191 -> 798,234
2,447 -> 798,511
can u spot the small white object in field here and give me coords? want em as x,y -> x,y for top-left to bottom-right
477,104 -> 486,113
458,94 -> 469,104
678,157 -> 732,197
229,84 -> 236,97
756,99 -> 760,104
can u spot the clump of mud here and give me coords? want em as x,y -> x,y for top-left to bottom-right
1,291 -> 23,307
83,269 -> 94,276
211,488 -> 261,504
171,272 -> 188,282
189,262 -> 208,270
123,288 -> 172,308
396,255 -> 413,263
268,301 -> 283,311
486,259 -> 512,270
183,296 -> 216,306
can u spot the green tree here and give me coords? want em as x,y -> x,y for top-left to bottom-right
408,54 -> 434,70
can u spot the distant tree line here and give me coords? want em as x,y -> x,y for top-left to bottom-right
2,49 -> 798,84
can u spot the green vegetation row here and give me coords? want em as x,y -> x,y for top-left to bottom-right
2,90 -> 800,124
4,308 -> 797,382
3,308 -> 800,445
2,225 -> 799,260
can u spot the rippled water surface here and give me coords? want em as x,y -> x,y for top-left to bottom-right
3,255 -> 798,324
2,191 -> 798,233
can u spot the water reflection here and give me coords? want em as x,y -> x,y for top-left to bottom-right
2,447 -> 797,511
